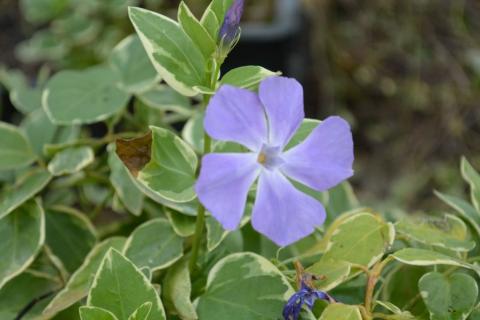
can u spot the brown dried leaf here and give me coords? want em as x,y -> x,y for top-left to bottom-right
116,132 -> 152,177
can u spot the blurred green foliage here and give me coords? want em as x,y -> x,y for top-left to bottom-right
13,0 -> 274,69
16,0 -> 164,68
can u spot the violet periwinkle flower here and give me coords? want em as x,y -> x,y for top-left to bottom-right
283,280 -> 335,320
218,0 -> 244,54
195,76 -> 354,246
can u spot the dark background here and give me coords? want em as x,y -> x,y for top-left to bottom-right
1,0 -> 480,211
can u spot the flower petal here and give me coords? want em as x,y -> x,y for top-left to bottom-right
195,153 -> 260,229
282,116 -> 354,192
204,85 -> 267,151
259,76 -> 304,147
251,170 -> 326,246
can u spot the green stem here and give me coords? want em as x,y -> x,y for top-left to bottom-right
364,270 -> 377,316
189,94 -> 212,273
359,306 -> 372,320
189,199 -> 206,272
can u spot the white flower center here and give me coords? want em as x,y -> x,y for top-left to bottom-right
257,144 -> 284,170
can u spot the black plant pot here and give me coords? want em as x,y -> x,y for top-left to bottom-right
224,0 -> 303,71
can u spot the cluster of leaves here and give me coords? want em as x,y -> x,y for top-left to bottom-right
1,1 -> 480,320
14,0 -> 270,69
294,157 -> 480,319
15,0 -> 213,68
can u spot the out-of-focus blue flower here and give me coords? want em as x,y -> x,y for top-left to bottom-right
216,0 -> 244,60
283,280 -> 335,320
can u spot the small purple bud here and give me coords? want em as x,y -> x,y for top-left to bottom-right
218,0 -> 244,45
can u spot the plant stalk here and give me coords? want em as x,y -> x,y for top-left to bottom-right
364,256 -> 394,316
189,94 -> 212,273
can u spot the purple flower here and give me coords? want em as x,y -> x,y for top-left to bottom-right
195,76 -> 354,246
218,0 -> 244,46
283,281 -> 335,320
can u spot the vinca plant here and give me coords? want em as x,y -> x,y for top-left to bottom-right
1,1 -> 480,319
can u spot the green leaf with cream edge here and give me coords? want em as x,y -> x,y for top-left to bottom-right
128,302 -> 152,320
196,252 -> 298,320
391,248 -> 480,276
306,260 -> 351,291
136,85 -> 192,116
87,249 -> 166,320
21,108 -> 57,157
44,206 -> 97,273
80,307 -> 119,320
138,126 -> 198,203
162,259 -> 197,320
10,86 -> 42,114
373,301 -> 415,319
178,1 -> 216,60
0,121 -> 36,170
0,199 -> 45,290
165,210 -> 196,237
320,304 -> 362,320
43,65 -> 130,125
43,237 -> 126,317
319,211 -> 395,270
130,173 -> 198,216
47,146 -> 95,176
395,213 -> 476,252
182,111 -> 206,155
0,270 -> 60,319
114,129 -> 199,213
206,209 -> 251,252
461,157 -> 480,212
0,168 -> 52,220
110,34 -> 160,94
220,66 -> 280,90
419,272 -> 478,320
129,7 -> 207,96
435,191 -> 480,239
123,218 -> 183,271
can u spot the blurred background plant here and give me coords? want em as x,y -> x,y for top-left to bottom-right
1,0 -> 480,211
302,0 -> 480,211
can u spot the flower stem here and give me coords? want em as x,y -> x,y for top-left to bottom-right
189,94 -> 212,273
364,270 -> 377,316
189,201 -> 206,272
364,256 -> 394,316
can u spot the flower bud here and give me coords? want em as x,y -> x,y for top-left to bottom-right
217,0 -> 244,60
